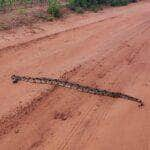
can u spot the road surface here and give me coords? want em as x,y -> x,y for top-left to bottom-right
0,1 -> 150,150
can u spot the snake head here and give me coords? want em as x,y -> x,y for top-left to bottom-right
11,75 -> 21,84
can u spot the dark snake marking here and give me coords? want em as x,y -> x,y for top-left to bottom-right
11,75 -> 144,107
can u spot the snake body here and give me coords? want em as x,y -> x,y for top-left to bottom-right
11,75 -> 144,107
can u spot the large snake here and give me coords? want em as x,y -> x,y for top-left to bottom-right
11,75 -> 144,107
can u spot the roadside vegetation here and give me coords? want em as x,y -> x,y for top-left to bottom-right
47,0 -> 62,18
68,0 -> 138,13
47,0 -> 137,16
0,0 -> 137,30
0,0 -> 138,13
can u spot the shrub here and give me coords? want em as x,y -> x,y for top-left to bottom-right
111,0 -> 129,6
129,0 -> 138,2
47,0 -> 62,18
68,0 -> 133,13
90,4 -> 99,12
75,6 -> 84,13
68,0 -> 88,10
68,0 -> 100,11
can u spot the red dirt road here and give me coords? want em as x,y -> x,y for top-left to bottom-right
0,1 -> 150,150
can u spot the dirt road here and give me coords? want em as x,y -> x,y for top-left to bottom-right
0,1 -> 150,150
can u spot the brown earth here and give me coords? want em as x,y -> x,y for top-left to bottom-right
0,1 -> 150,150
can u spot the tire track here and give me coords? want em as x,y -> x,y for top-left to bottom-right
0,64 -> 81,138
57,97 -> 114,150
54,24 -> 150,148
57,102 -> 96,150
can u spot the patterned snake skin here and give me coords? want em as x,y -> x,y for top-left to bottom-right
11,75 -> 144,107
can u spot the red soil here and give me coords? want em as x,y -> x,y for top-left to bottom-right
0,1 -> 150,150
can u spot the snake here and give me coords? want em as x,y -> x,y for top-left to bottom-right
11,75 -> 144,107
